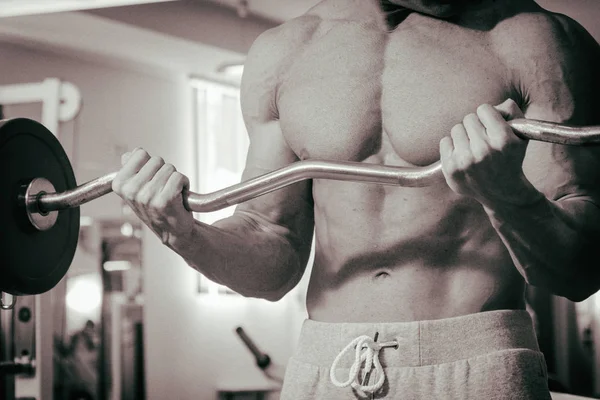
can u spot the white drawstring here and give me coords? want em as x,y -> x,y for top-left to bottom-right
329,335 -> 397,395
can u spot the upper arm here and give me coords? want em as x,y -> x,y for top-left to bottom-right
231,23 -> 316,259
513,13 -> 600,231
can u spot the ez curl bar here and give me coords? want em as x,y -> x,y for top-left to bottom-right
1,118 -> 600,298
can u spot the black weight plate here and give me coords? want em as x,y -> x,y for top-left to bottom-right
0,118 -> 79,295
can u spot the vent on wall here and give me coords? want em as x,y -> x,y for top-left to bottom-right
0,0 -> 178,18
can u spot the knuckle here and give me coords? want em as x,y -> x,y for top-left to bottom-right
174,171 -> 185,181
152,156 -> 165,166
135,148 -> 149,158
490,136 -> 509,150
471,147 -> 489,163
457,152 -> 475,169
121,152 -> 131,166
120,183 -> 139,200
111,178 -> 123,194
163,163 -> 176,174
463,113 -> 478,124
135,189 -> 152,205
176,172 -> 190,187
150,196 -> 168,210
451,128 -> 465,140
451,124 -> 464,135
477,103 -> 492,114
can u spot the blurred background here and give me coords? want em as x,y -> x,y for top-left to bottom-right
0,0 -> 599,399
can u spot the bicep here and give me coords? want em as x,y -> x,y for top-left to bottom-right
520,14 -> 600,221
235,120 -> 315,243
228,28 -> 315,252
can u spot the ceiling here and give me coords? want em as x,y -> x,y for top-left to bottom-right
0,0 -> 177,17
0,0 -> 318,86
0,0 -> 320,22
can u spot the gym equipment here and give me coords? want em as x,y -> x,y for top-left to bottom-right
235,326 -> 285,383
2,117 -> 600,297
1,118 -> 79,297
235,326 -> 272,370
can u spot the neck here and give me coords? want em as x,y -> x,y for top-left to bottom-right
452,0 -> 539,29
376,0 -> 539,29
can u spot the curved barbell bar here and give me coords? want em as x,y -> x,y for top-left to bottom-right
33,118 -> 600,215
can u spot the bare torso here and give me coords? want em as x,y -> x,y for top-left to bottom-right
270,0 -> 552,322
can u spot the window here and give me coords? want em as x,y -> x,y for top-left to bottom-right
192,79 -> 249,295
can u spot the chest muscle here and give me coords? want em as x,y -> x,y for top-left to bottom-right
278,18 -> 514,166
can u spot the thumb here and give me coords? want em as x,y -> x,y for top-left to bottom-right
494,98 -> 525,120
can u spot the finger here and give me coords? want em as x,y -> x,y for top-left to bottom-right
142,164 -> 177,208
121,147 -> 141,166
113,149 -> 151,194
149,163 -> 177,190
439,136 -> 455,171
130,156 -> 165,188
152,172 -> 190,211
132,158 -> 169,206
121,152 -> 131,166
476,104 -> 514,145
121,157 -> 164,202
462,113 -> 489,161
439,136 -> 462,189
161,171 -> 189,197
477,103 -> 507,127
463,112 -> 489,141
494,98 -> 525,120
450,123 -> 470,152
120,149 -> 151,178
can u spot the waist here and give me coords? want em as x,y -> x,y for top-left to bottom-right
294,309 -> 539,368
306,262 -> 527,322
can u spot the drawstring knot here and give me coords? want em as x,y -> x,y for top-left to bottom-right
330,334 -> 398,395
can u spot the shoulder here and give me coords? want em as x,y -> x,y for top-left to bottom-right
252,16 -> 321,54
493,9 -> 598,61
493,10 -> 600,123
240,13 -> 321,121
241,12 -> 322,90
244,11 -> 322,70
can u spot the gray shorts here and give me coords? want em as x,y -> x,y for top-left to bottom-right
281,310 -> 551,399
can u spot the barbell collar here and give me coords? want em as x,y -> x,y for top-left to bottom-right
21,177 -> 59,231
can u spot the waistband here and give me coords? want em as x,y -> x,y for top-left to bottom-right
294,309 -> 540,368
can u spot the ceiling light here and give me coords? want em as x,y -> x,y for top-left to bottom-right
66,275 -> 102,313
120,222 -> 134,237
103,260 -> 132,272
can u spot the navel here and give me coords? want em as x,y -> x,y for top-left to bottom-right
373,270 -> 391,281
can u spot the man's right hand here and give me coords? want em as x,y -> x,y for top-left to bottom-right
112,148 -> 195,247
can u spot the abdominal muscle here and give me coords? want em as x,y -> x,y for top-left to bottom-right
305,177 -> 527,323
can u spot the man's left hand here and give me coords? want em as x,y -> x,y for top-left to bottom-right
439,99 -> 540,208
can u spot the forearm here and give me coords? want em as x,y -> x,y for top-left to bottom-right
484,188 -> 600,301
167,213 -> 306,301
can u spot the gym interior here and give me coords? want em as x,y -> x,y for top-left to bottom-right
1,1 -> 600,399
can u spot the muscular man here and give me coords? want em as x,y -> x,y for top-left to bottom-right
112,0 -> 600,398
